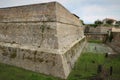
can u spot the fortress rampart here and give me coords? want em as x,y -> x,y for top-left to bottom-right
0,2 -> 86,79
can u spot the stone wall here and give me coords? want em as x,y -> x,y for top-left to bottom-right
0,37 -> 86,79
0,2 -> 56,22
85,26 -> 112,33
57,23 -> 84,49
85,33 -> 107,42
55,3 -> 82,27
0,2 -> 82,49
107,32 -> 120,53
0,2 -> 86,79
84,26 -> 112,41
0,2 -> 58,49
0,22 -> 58,49
88,27 -> 101,33
100,27 -> 112,33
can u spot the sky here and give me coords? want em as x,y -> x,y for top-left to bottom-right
0,0 -> 120,24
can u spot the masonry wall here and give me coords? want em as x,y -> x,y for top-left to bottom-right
85,26 -> 112,33
0,42 -> 66,78
0,2 -> 58,49
0,2 -> 83,49
100,27 -> 112,33
55,2 -> 82,26
57,23 -> 84,49
85,33 -> 107,42
0,22 -> 58,49
88,27 -> 101,33
0,2 -> 56,22
107,32 -> 120,53
84,26 -> 112,41
0,37 -> 86,79
0,2 -> 86,79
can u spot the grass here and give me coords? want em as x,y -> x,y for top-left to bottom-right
67,52 -> 104,80
68,52 -> 120,80
88,40 -> 103,43
0,63 -> 61,80
0,52 -> 120,80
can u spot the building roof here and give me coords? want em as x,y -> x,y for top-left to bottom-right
103,18 -> 117,21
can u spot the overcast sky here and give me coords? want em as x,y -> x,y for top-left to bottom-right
0,0 -> 120,24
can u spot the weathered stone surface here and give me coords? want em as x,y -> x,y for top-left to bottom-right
0,2 -> 81,26
107,32 -> 120,53
85,33 -> 107,42
84,26 -> 113,42
0,2 -> 86,79
0,2 -> 56,22
0,22 -> 58,49
84,26 -> 112,34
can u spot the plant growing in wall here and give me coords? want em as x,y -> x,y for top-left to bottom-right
38,23 -> 46,48
41,25 -> 45,33
10,50 -> 17,58
10,52 -> 17,58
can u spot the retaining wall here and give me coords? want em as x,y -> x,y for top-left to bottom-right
107,32 -> 120,53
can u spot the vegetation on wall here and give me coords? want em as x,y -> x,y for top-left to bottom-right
85,24 -> 98,28
10,52 -> 17,58
80,19 -> 85,25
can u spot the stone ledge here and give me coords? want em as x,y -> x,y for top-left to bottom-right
0,41 -> 58,54
59,36 -> 86,53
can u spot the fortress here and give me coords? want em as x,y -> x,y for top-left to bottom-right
0,2 -> 86,79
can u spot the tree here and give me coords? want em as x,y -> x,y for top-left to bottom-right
116,21 -> 120,25
94,20 -> 102,25
80,20 -> 85,25
106,19 -> 114,25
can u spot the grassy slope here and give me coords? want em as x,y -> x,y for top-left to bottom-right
0,53 -> 120,80
68,53 -> 120,80
0,63 -> 61,80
